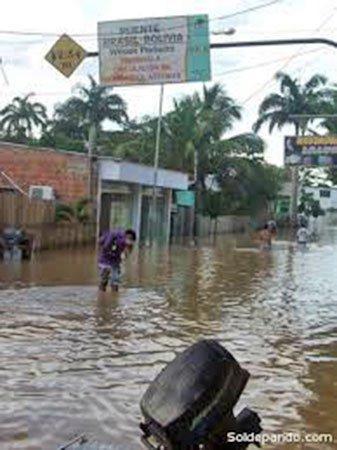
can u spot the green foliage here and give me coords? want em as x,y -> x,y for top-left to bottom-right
106,84 -> 243,175
44,75 -> 128,152
0,79 -> 284,219
202,191 -> 226,219
300,168 -> 330,188
254,72 -> 332,135
215,159 -> 284,215
326,167 -> 337,186
39,131 -> 85,153
0,94 -> 47,141
298,191 -> 325,218
55,199 -> 91,223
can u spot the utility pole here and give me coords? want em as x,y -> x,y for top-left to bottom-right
149,84 -> 164,245
87,122 -> 97,221
0,57 -> 9,85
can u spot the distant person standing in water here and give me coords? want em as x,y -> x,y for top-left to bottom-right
267,220 -> 277,239
297,224 -> 310,247
258,224 -> 272,251
98,228 -> 137,292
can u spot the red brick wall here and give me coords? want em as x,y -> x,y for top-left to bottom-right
0,142 -> 88,203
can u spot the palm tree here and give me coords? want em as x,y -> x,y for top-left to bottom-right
61,75 -> 128,151
110,84 -> 264,176
253,71 -> 332,220
254,72 -> 331,135
0,94 -> 47,141
54,75 -> 128,203
320,87 -> 337,134
165,84 -> 242,186
162,84 -> 265,236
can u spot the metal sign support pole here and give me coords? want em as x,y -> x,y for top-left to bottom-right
149,84 -> 165,245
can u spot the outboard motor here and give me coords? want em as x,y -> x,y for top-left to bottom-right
140,340 -> 262,450
59,340 -> 262,450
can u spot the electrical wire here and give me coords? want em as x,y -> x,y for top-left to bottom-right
228,6 -> 337,113
213,47 -> 327,78
0,0 -> 283,39
0,47 -> 328,98
212,0 -> 281,22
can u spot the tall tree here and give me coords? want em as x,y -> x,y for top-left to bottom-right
48,75 -> 128,152
108,84 -> 264,177
254,72 -> 331,135
320,88 -> 337,186
46,75 -> 128,203
0,94 -> 47,141
253,72 -> 332,220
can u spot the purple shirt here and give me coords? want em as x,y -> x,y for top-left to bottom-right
98,230 -> 126,267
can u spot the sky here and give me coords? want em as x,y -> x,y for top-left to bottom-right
1,0 -> 337,166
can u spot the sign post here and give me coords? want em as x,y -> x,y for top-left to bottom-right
150,84 -> 165,244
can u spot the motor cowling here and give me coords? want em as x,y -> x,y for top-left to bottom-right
140,340 -> 262,450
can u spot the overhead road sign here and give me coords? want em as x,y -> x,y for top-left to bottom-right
97,15 -> 211,86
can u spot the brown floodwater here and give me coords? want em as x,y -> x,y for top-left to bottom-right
0,231 -> 336,450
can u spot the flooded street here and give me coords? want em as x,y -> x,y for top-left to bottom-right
0,231 -> 337,449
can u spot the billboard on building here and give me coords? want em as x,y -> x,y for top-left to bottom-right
285,136 -> 337,166
98,15 -> 211,86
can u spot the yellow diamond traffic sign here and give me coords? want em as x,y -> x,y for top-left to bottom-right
45,34 -> 86,78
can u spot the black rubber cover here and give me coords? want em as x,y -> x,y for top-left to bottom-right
140,340 -> 249,429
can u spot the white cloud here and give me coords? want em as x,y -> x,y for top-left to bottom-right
1,0 -> 337,166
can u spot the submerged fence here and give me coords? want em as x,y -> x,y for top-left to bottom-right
0,192 -> 55,226
197,215 -> 250,236
0,193 -> 95,250
27,223 -> 96,250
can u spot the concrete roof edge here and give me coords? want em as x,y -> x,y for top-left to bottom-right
99,156 -> 189,177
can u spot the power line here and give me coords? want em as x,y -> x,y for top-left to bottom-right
0,48 -> 328,99
213,0 -> 281,22
213,47 -> 327,78
232,6 -> 337,113
0,0 -> 282,39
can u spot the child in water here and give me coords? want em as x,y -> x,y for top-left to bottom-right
98,228 -> 137,292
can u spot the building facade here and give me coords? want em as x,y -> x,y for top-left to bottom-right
0,142 -> 190,243
98,158 -> 189,243
304,186 -> 337,211
0,142 -> 88,203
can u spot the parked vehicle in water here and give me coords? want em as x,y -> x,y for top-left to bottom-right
0,227 -> 34,261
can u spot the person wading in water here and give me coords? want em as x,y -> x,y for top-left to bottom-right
98,228 -> 137,292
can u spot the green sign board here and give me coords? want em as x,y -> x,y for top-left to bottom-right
176,190 -> 195,207
98,15 -> 210,86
